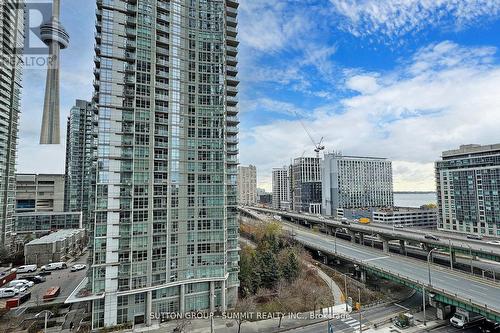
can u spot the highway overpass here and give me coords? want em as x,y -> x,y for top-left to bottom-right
241,209 -> 500,322
243,207 -> 500,263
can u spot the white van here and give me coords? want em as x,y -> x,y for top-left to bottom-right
40,262 -> 67,271
16,265 -> 37,274
0,288 -> 18,298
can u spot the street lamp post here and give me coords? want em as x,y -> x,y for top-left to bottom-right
427,248 -> 438,286
422,286 -> 426,326
35,310 -> 53,333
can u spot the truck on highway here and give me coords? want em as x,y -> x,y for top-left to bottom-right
450,308 -> 484,328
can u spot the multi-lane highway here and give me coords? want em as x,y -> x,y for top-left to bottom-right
242,208 -> 500,322
243,207 -> 500,262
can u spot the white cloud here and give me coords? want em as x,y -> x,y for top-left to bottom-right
241,41 -> 500,191
331,0 -> 500,39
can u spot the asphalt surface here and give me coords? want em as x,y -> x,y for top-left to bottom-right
245,207 -> 500,257
283,224 -> 500,317
14,253 -> 88,310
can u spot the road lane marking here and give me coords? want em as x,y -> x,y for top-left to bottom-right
362,256 -> 390,262
394,303 -> 410,310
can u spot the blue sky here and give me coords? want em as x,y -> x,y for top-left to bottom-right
17,0 -> 500,191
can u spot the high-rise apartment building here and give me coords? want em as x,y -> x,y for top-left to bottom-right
272,167 -> 290,210
237,165 -> 256,205
436,144 -> 500,238
322,153 -> 393,216
292,157 -> 322,214
64,100 -> 97,226
86,0 -> 240,328
0,0 -> 24,248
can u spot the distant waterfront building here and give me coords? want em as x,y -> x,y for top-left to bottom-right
237,165 -> 257,205
64,100 -> 97,226
436,144 -> 500,238
292,157 -> 322,214
272,167 -> 290,210
15,174 -> 65,213
0,0 -> 25,248
322,153 -> 393,217
82,0 -> 240,329
372,207 -> 437,229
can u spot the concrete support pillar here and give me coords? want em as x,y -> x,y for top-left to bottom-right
146,290 -> 152,326
349,230 -> 356,243
210,281 -> 215,313
450,250 -> 456,268
360,270 -> 366,283
221,280 -> 227,312
399,239 -> 406,255
180,284 -> 185,314
382,239 -> 389,253
359,233 -> 364,245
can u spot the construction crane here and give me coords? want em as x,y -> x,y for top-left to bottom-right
295,112 -> 325,157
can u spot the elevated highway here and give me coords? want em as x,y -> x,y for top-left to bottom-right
243,207 -> 500,264
241,208 -> 500,322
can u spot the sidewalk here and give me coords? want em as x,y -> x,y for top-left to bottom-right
306,262 -> 344,305
365,308 -> 447,333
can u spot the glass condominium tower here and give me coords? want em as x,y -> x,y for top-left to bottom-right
0,0 -> 24,248
89,0 -> 239,328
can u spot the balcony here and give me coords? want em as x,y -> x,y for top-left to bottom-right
226,76 -> 239,87
227,85 -> 238,96
226,0 -> 238,9
226,6 -> 237,17
227,106 -> 238,115
227,35 -> 239,47
226,65 -> 238,76
226,25 -> 237,37
226,15 -> 237,27
226,126 -> 238,134
226,54 -> 238,66
226,45 -> 238,56
226,116 -> 239,124
227,95 -> 238,105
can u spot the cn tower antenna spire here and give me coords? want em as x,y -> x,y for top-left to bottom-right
39,0 -> 69,144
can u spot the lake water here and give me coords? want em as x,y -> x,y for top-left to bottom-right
394,192 -> 437,208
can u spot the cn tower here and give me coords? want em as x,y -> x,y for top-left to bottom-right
40,0 -> 69,144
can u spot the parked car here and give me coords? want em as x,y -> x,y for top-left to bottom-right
0,288 -> 18,298
394,224 -> 404,229
40,262 -> 67,271
424,234 -> 440,241
340,218 -> 350,225
467,234 -> 483,240
8,279 -> 34,288
23,275 -> 46,284
15,265 -> 37,274
70,264 -> 86,272
480,319 -> 500,333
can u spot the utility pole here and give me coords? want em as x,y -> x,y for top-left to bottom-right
344,274 -> 348,312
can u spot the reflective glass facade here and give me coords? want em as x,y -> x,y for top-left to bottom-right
0,0 -> 24,248
90,0 -> 239,328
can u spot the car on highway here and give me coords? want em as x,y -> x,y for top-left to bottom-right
480,319 -> 500,333
341,218 -> 350,225
70,264 -> 86,272
41,262 -> 67,271
467,234 -> 483,240
394,224 -> 404,229
424,234 -> 440,241
487,240 -> 500,246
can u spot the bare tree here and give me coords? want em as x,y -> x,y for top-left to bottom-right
232,297 -> 257,333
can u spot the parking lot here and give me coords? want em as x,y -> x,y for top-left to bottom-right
14,252 -> 89,309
